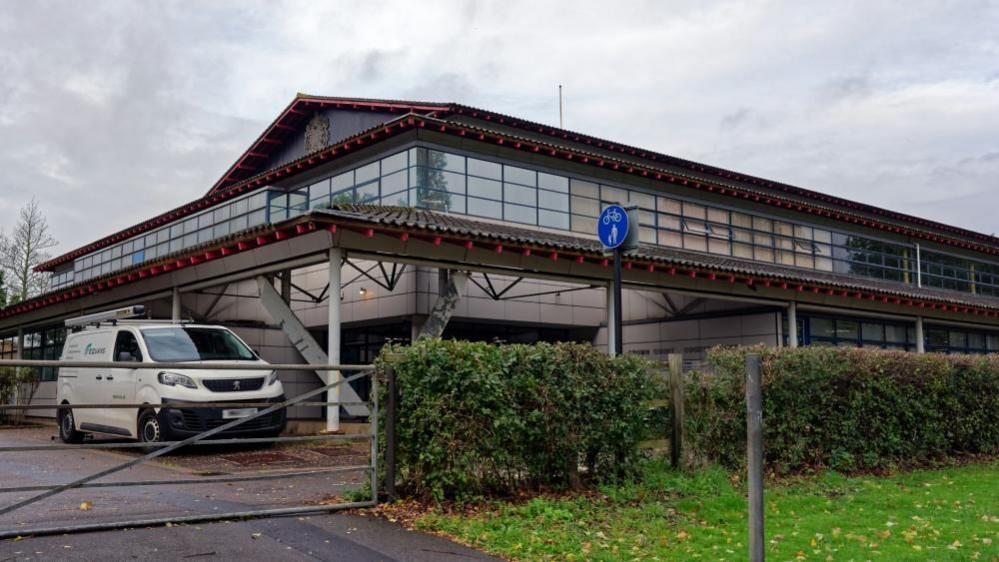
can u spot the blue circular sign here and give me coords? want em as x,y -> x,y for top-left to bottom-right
597,205 -> 629,249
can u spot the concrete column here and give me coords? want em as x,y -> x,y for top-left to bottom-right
15,327 -> 23,361
328,247 -> 343,432
606,283 -> 617,356
915,316 -> 925,353
171,287 -> 181,323
787,301 -> 799,348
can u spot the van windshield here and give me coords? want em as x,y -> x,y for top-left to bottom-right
140,327 -> 256,362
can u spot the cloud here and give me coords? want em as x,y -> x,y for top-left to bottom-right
0,0 -> 997,258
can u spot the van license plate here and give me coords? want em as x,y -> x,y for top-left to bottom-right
222,408 -> 257,419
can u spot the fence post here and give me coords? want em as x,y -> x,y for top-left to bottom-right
667,353 -> 684,469
384,365 -> 398,502
746,353 -> 764,562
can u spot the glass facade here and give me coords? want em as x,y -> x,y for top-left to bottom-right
54,191 -> 269,290
49,143 -> 999,306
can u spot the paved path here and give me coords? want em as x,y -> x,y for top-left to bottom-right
0,426 -> 497,561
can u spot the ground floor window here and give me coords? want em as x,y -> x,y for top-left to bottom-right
785,313 -> 999,354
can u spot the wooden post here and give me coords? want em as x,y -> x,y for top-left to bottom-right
384,365 -> 398,502
668,353 -> 684,469
746,353 -> 764,562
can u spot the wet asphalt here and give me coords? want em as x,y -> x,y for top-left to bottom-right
0,426 -> 497,561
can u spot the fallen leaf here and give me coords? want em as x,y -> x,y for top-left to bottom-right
79,501 -> 92,511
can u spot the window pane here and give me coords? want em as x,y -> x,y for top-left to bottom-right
862,323 -> 884,342
836,320 -> 859,339
425,150 -> 464,173
468,197 -> 502,219
468,177 -> 502,200
539,189 -> 569,211
630,191 -> 655,210
356,182 -> 379,203
538,173 -> 568,192
504,184 -> 536,206
811,318 -> 835,338
504,165 -> 536,186
332,171 -> 353,191
601,185 -> 628,204
571,195 -> 599,217
468,158 -> 501,179
504,203 -> 535,224
570,179 -> 599,198
381,169 -> 409,194
381,151 -> 408,174
356,162 -> 379,184
539,209 -> 569,230
658,197 -> 682,214
571,214 -> 597,234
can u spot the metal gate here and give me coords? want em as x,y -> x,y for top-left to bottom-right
0,359 -> 379,539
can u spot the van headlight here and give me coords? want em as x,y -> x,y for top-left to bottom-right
158,371 -> 197,389
265,370 -> 279,386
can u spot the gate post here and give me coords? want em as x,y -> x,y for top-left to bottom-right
746,353 -> 764,562
384,365 -> 398,501
667,353 -> 684,469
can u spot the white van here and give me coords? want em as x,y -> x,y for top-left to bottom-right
57,322 -> 286,444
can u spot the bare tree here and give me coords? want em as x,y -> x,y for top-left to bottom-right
1,198 -> 57,303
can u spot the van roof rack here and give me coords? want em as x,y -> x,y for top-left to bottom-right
65,306 -> 147,330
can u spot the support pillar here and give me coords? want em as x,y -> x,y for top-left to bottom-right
15,327 -> 23,361
328,247 -> 343,432
787,301 -> 799,348
915,316 -> 925,353
280,270 -> 292,304
417,270 -> 467,339
171,287 -> 181,323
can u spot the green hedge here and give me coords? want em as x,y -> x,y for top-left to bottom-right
686,346 -> 999,474
376,339 -> 656,501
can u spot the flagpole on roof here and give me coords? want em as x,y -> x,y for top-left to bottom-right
558,84 -> 564,128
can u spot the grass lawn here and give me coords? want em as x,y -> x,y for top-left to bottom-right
415,459 -> 999,561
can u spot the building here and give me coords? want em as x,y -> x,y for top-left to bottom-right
3,94 -> 999,424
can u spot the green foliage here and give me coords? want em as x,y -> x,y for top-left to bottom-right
376,339 -> 656,501
0,367 -> 39,425
685,346 -> 999,473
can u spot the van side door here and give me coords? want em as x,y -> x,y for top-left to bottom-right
107,330 -> 142,436
73,330 -> 114,428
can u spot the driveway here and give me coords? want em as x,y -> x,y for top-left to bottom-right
0,426 -> 497,561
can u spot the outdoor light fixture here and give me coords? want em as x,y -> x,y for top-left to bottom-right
359,287 -> 367,296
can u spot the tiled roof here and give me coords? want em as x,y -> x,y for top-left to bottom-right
320,205 -> 999,312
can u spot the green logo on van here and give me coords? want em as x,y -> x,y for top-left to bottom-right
84,343 -> 106,356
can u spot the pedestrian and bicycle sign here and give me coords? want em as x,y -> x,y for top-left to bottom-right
598,204 -> 629,249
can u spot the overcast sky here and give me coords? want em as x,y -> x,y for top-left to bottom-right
1,0 -> 997,257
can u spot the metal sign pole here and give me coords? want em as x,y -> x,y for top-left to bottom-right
613,246 -> 623,356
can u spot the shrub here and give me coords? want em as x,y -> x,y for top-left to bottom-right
685,346 -> 999,474
375,339 -> 656,501
0,367 -> 40,426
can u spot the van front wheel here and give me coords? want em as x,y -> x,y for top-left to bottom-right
138,411 -> 165,445
58,407 -> 84,444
